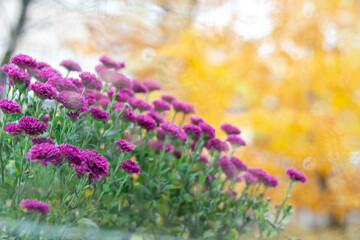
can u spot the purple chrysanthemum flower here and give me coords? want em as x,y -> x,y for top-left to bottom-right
189,115 -> 205,125
161,94 -> 176,104
66,111 -> 80,120
42,114 -> 49,122
81,149 -> 109,181
58,144 -> 82,165
106,89 -> 115,98
152,100 -> 171,112
99,55 -> 125,70
136,114 -> 157,131
219,156 -> 237,179
0,99 -> 22,113
115,139 -> 136,152
147,111 -> 164,125
123,108 -> 136,122
130,98 -> 153,111
242,172 -> 259,184
286,168 -> 307,183
73,164 -> 87,178
205,138 -> 229,152
220,123 -> 241,135
226,134 -> 246,146
30,82 -> 58,100
229,156 -> 247,172
143,79 -> 161,91
116,88 -> 134,102
71,78 -> 84,93
11,54 -> 37,69
264,174 -> 279,187
95,64 -> 105,73
172,100 -> 195,114
18,116 -> 47,136
96,94 -> 110,108
112,73 -> 132,89
60,59 -> 82,72
132,79 -> 148,93
199,122 -> 215,139
35,67 -> 62,82
84,90 -> 96,106
35,61 -> 51,70
20,199 -> 50,215
27,143 -> 62,166
3,123 -> 22,134
113,102 -> 124,112
248,168 -> 278,187
160,122 -> 183,139
79,72 -> 102,90
121,160 -> 140,173
32,137 -> 55,145
89,107 -> 109,120
199,155 -> 208,166
1,64 -> 31,86
57,91 -> 85,110
148,139 -> 174,152
47,76 -> 79,93
98,68 -> 117,82
183,123 -> 201,140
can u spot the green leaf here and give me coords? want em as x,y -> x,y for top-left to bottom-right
102,183 -> 110,192
198,173 -> 206,184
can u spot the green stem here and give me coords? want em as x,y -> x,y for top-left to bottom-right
48,100 -> 58,138
16,136 -> 30,204
274,180 -> 294,224
81,121 -> 95,148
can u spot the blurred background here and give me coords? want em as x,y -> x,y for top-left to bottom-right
1,0 -> 360,238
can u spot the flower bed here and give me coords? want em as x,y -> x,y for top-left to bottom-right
0,54 -> 306,239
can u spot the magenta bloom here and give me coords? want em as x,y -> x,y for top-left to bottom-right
115,139 -> 136,152
27,143 -> 62,166
219,156 -> 237,179
220,123 -> 241,135
66,111 -> 80,120
172,100 -> 195,114
147,111 -> 164,125
136,114 -> 157,131
98,68 -> 117,82
1,64 -> 31,86
199,122 -> 215,139
124,108 -> 136,122
4,123 -> 22,134
286,168 -> 307,183
130,98 -> 153,111
242,172 -> 259,184
121,160 -> 140,173
84,90 -> 96,106
20,199 -> 50,215
89,107 -> 109,120
11,54 -> 37,69
57,91 -> 85,110
143,79 -> 161,91
32,137 -> 55,145
58,144 -> 82,165
81,150 -> 109,181
156,128 -> 165,140
96,94 -> 110,108
160,122 -> 183,138
116,88 -> 134,102
79,72 -> 102,90
0,99 -> 22,113
226,135 -> 246,146
112,73 -> 132,89
35,67 -> 62,82
189,115 -> 205,125
161,94 -> 176,104
71,78 -> 84,93
183,123 -> 201,140
132,79 -> 148,93
42,114 -> 50,122
264,174 -> 279,187
229,156 -> 247,172
205,138 -> 229,152
99,55 -> 125,70
47,76 -> 79,93
107,89 -> 115,98
152,100 -> 171,112
173,149 -> 182,158
30,82 -> 58,100
18,116 -> 47,136
60,59 -> 82,72
248,168 -> 278,187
